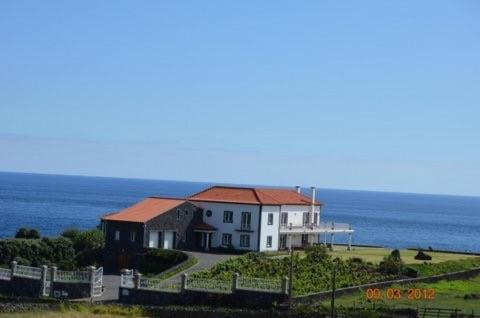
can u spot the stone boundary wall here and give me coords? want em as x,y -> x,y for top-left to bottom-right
0,262 -> 100,300
119,287 -> 287,309
293,267 -> 480,304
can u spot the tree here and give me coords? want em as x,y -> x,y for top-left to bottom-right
15,227 -> 40,239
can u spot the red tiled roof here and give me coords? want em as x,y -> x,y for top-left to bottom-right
188,186 -> 321,206
193,222 -> 217,231
101,198 -> 185,223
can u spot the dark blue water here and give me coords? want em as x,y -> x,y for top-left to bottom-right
0,172 -> 479,252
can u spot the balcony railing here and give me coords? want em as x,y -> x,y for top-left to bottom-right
280,221 -> 353,233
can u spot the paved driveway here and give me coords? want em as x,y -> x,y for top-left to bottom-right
96,250 -> 235,301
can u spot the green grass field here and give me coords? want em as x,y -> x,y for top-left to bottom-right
327,246 -> 478,264
319,274 -> 480,312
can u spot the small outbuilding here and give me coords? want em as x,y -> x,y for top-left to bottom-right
101,197 -> 201,271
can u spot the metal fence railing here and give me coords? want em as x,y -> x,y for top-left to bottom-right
187,277 -> 232,293
120,273 -> 134,288
238,276 -> 282,292
139,277 -> 181,292
56,270 -> 90,282
0,268 -> 11,281
92,267 -> 103,297
14,265 -> 42,279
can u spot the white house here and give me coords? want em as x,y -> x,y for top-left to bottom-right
101,185 -> 354,258
187,185 -> 354,252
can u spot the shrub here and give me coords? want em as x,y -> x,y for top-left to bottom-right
402,266 -> 418,278
61,228 -> 105,267
378,250 -> 404,276
14,227 -> 40,239
0,237 -> 75,268
414,250 -> 432,261
139,249 -> 187,274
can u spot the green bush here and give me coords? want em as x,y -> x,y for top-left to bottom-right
379,249 -> 404,276
0,237 -> 75,268
14,227 -> 40,239
61,228 -> 105,267
139,249 -> 188,274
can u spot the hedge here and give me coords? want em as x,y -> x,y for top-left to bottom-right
139,249 -> 188,274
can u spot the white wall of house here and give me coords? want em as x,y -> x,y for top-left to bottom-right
259,205 -> 280,252
280,205 -> 321,227
192,201 -> 260,251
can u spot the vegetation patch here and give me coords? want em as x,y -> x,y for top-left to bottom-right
192,246 -> 402,295
409,257 -> 480,277
0,227 -> 105,270
139,249 -> 188,275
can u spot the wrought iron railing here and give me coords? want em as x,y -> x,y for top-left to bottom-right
56,270 -> 90,282
238,276 -> 282,292
139,277 -> 181,292
187,277 -> 232,293
92,267 -> 103,296
14,265 -> 42,279
0,268 -> 11,281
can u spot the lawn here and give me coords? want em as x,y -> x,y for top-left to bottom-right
327,246 -> 478,265
318,274 -> 480,312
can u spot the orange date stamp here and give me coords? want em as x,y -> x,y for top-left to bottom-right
365,288 -> 435,301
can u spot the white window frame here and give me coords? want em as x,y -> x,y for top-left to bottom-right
302,212 -> 310,225
222,233 -> 232,246
114,230 -> 120,241
241,212 -> 251,230
240,234 -> 250,248
313,213 -> 318,225
266,236 -> 272,248
267,213 -> 274,225
281,213 -> 288,226
223,211 -> 233,223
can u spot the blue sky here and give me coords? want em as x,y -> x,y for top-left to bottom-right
1,1 -> 479,196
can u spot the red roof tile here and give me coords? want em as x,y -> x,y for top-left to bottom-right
101,198 -> 185,223
189,186 -> 321,206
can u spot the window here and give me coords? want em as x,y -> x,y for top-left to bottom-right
267,213 -> 274,225
266,236 -> 272,248
302,212 -> 310,225
241,212 -> 251,230
223,210 -> 233,223
313,213 -> 318,225
206,210 -> 212,217
222,233 -> 232,246
281,213 -> 288,226
130,231 -> 136,242
185,209 -> 188,216
240,234 -> 250,247
177,209 -> 181,220
114,230 -> 120,241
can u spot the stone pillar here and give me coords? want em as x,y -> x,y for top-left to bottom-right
181,273 -> 188,293
232,272 -> 239,292
50,266 -> 57,282
282,276 -> 289,295
134,271 -> 142,289
40,265 -> 48,297
10,261 -> 17,277
89,266 -> 96,298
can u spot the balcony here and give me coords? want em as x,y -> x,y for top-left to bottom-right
236,224 -> 254,233
279,222 -> 353,234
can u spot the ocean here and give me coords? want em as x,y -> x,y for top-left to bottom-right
0,172 -> 479,252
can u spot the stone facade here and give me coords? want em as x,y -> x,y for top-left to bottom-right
103,201 -> 201,272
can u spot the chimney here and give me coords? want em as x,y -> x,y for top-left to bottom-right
310,186 -> 316,224
295,186 -> 301,194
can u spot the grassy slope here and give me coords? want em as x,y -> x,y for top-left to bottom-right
320,274 -> 480,312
